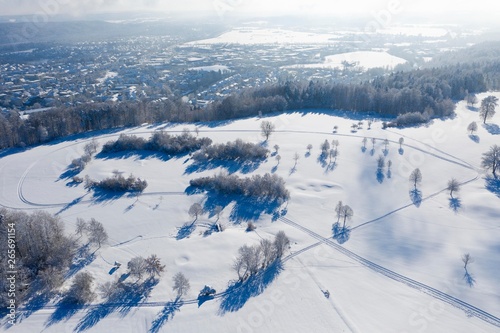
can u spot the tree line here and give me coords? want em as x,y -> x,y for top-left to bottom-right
1,60 -> 499,150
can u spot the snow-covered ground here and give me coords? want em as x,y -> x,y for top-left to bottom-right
284,51 -> 407,70
1,93 -> 499,333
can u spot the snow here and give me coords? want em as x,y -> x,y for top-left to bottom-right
96,71 -> 118,85
185,28 -> 339,45
1,93 -> 499,332
378,26 -> 449,37
284,51 -> 407,70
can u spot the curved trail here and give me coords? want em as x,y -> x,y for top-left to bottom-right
279,216 -> 500,328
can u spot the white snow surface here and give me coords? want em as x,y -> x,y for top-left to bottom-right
0,93 -> 499,333
285,51 -> 407,70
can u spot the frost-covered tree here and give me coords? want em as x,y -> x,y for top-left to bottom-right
481,144 -> 500,177
447,178 -> 460,198
87,218 -> 108,249
75,218 -> 88,238
273,144 -> 280,154
98,280 -> 120,299
480,95 -> 498,124
276,154 -> 281,164
274,231 -> 290,259
293,152 -> 300,165
233,244 -> 261,280
398,137 -> 404,149
331,140 -> 339,149
409,168 -> 422,189
466,93 -> 477,107
260,238 -> 276,268
145,254 -> 165,278
383,139 -> 389,150
371,138 -> 376,149
66,272 -> 95,305
467,121 -> 478,135
127,256 -> 146,280
84,139 -> 99,156
320,139 -> 330,155
307,144 -> 313,153
362,137 -> 367,149
334,201 -> 343,223
172,272 -> 190,298
340,205 -> 353,229
367,119 -> 373,129
188,203 -> 203,222
260,121 -> 275,141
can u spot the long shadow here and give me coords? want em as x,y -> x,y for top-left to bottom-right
176,222 -> 196,240
463,271 -> 476,288
484,123 -> 500,135
218,260 -> 283,315
468,134 -> 480,143
332,223 -> 351,244
485,176 -> 500,198
74,278 -> 158,332
185,158 -> 264,175
95,150 -> 172,162
398,148 -> 404,155
317,153 -> 328,168
58,167 -> 81,182
449,197 -> 462,213
56,195 -> 87,215
16,290 -> 56,322
376,168 -> 385,184
66,244 -> 96,279
90,188 -> 128,204
46,298 -> 84,327
409,188 -> 422,207
149,299 -> 183,333
187,188 -> 287,223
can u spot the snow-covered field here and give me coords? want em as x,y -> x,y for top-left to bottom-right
284,51 -> 407,70
1,93 -> 499,333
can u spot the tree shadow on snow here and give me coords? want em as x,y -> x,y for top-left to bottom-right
409,189 -> 422,207
74,278 -> 158,333
376,168 -> 385,184
185,158 -> 264,175
332,223 -> 351,244
176,222 -> 196,240
187,188 -> 287,224
45,298 -> 85,328
449,197 -> 462,213
485,176 -> 500,198
149,299 -> 183,333
468,134 -> 480,143
66,244 -> 96,279
463,271 -> 476,288
218,260 -> 283,315
484,123 -> 500,135
95,150 -> 172,162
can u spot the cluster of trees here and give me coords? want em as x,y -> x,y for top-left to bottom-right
0,210 -> 76,308
233,231 -> 290,281
191,139 -> 269,162
86,173 -> 148,193
0,210 -> 112,308
189,172 -> 290,203
71,139 -> 99,171
101,131 -> 212,156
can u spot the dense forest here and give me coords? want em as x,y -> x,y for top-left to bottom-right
1,56 -> 499,150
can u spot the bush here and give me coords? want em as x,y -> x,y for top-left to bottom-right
94,174 -> 148,193
390,111 -> 430,127
192,139 -> 268,162
190,172 -> 289,202
101,132 -> 212,156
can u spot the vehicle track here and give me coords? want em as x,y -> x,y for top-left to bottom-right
279,216 -> 500,328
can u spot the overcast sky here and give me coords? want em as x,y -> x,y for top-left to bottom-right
0,0 -> 495,19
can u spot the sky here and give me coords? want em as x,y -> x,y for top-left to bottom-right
0,0 -> 496,19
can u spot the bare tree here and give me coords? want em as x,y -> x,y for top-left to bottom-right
383,139 -> 389,151
145,254 -> 165,278
172,272 -> 190,298
481,144 -> 500,177
84,139 -> 99,156
273,144 -> 280,154
276,154 -> 281,164
409,168 -> 422,189
362,137 -> 367,149
87,218 -> 108,249
340,205 -> 353,229
447,178 -> 460,198
127,256 -> 146,280
75,218 -> 88,238
306,144 -> 313,153
398,137 -> 404,149
466,93 -> 477,107
334,201 -> 343,223
188,203 -> 203,222
194,127 -> 200,137
214,205 -> 223,222
293,152 -> 300,165
462,253 -> 474,271
98,280 -> 120,299
320,139 -> 330,154
479,95 -> 498,124
260,121 -> 275,141
387,160 -> 392,169
333,125 -> 338,132
329,149 -> 338,164
331,140 -> 339,149
274,231 -> 290,259
371,138 -> 376,149
467,121 -> 478,135
367,119 -> 373,129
